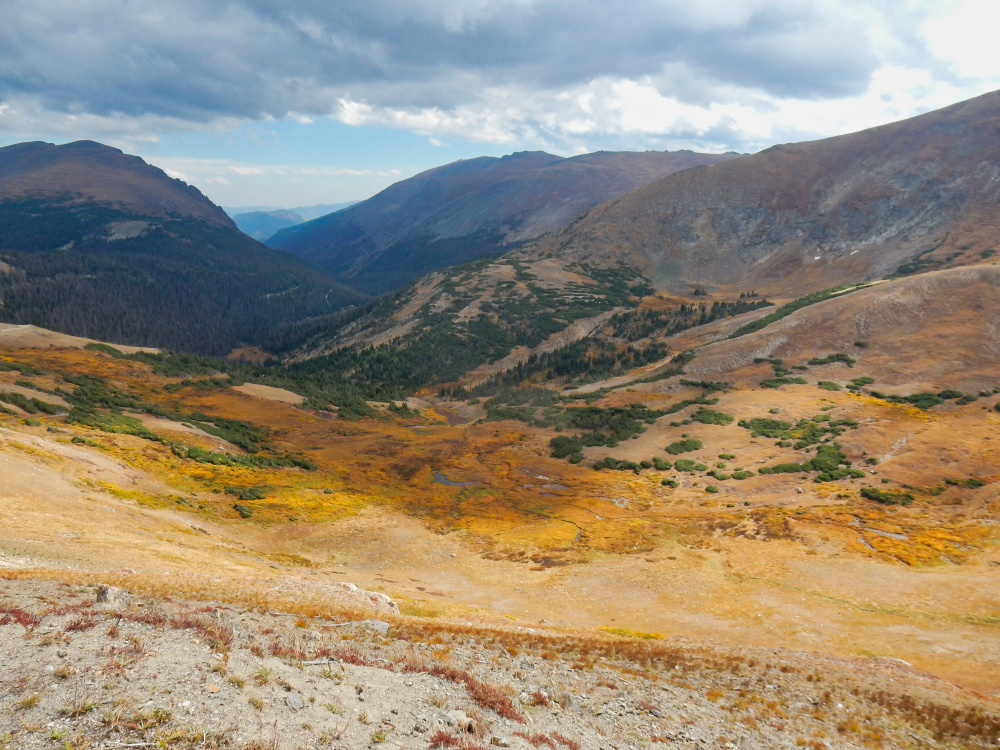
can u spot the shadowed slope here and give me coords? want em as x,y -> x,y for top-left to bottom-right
0,140 -> 366,355
270,149 -> 739,294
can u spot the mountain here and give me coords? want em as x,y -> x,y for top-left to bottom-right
223,202 -> 357,222
523,90 -> 1000,297
0,140 -> 366,355
282,90 -> 1000,400
291,202 -> 358,221
0,141 -> 235,228
233,209 -> 305,241
268,149 -> 739,294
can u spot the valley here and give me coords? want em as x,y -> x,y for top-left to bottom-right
3,91 -> 1000,750
3,261 -> 998,699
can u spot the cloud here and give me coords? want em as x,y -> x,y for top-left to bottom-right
0,0 -> 998,155
145,155 -> 405,205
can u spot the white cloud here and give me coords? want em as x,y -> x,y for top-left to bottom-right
1,0 -> 998,176
143,155 -> 405,205
922,0 -> 1000,80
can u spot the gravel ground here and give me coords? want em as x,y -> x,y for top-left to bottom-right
2,579 -> 997,750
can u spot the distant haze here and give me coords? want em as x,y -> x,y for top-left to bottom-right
222,203 -> 358,222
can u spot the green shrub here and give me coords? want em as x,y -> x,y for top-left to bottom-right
860,487 -> 913,505
807,353 -> 856,367
854,341 -> 868,347
67,408 -> 162,440
225,486 -> 267,501
22,418 -> 41,426
758,462 -> 812,475
652,457 -> 672,470
946,477 -> 986,488
732,470 -> 755,480
661,479 -> 679,488
593,457 -> 641,473
874,392 -> 945,410
0,391 -> 37,413
549,435 -> 584,459
233,504 -> 254,518
937,390 -> 963,400
710,472 -> 731,481
847,376 -> 875,392
665,438 -> 702,455
71,435 -> 105,448
693,463 -> 708,471
84,342 -> 126,358
690,409 -> 734,426
760,377 -> 807,388
705,485 -> 719,494
818,381 -> 842,391
718,453 -> 736,459
737,417 -> 792,437
640,460 -> 652,469
674,459 -> 698,472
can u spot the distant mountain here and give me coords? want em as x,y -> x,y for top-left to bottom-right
283,90 -> 1000,397
0,141 -> 366,355
524,89 -> 1000,297
233,209 -> 305,241
268,150 -> 739,294
292,203 -> 358,222
222,202 -> 357,222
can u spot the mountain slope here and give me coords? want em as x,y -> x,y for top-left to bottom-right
269,149 -> 738,294
233,209 -> 304,240
0,141 -> 366,355
0,141 -> 235,228
524,90 -> 1000,297
279,91 -> 1000,402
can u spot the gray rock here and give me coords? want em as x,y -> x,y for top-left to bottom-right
95,583 -> 130,608
491,737 -> 511,747
285,693 -> 303,710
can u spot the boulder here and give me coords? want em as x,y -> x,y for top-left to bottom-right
95,583 -> 130,608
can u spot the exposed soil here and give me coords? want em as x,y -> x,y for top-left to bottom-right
3,578 -> 997,750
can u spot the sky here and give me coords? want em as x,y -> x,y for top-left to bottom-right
2,0 -> 1000,208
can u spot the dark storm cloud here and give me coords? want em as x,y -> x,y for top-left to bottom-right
0,0 -> 882,123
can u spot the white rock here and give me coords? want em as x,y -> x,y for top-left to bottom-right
447,710 -> 477,733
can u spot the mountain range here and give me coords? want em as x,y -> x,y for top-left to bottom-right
0,141 -> 364,355
4,90 -> 1000,713
523,90 -> 1000,298
223,202 -> 357,222
268,149 -> 739,294
4,90 -> 1000,370
231,209 -> 307,241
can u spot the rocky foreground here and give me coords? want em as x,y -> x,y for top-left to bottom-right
1,578 -> 998,750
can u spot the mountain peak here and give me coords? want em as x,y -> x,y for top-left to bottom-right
0,140 -> 234,228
